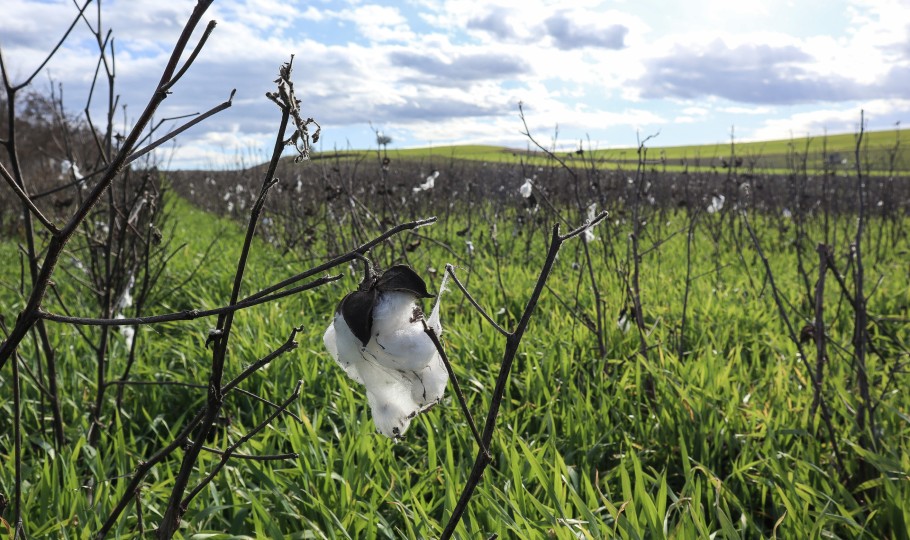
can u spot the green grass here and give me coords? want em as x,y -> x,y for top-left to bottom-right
312,127 -> 909,175
587,127 -> 905,161
1,193 -> 909,538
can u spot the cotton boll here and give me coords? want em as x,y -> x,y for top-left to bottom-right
323,315 -> 365,385
407,354 -> 447,405
617,313 -> 631,333
323,266 -> 450,438
587,203 -> 597,221
520,179 -> 533,198
121,325 -> 135,349
116,273 -> 136,312
707,194 -> 725,214
127,198 -> 147,226
363,351 -> 446,437
413,170 -> 439,192
116,314 -> 135,349
323,321 -> 338,358
356,358 -> 421,438
425,271 -> 447,334
324,310 -> 446,438
367,292 -> 437,371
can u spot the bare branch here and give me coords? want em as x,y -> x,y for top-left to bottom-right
125,89 -> 235,166
160,19 -> 218,93
740,209 -> 846,480
243,217 -> 437,304
558,210 -> 609,242
180,381 -> 303,508
422,322 -> 488,457
38,274 -> 340,326
444,264 -> 509,337
3,0 -> 94,91
189,439 -> 298,462
0,161 -> 59,234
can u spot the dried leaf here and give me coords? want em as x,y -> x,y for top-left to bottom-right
338,290 -> 377,346
375,265 -> 433,298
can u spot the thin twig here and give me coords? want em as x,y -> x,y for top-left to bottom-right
38,275 -> 339,325
95,409 -> 206,539
422,322 -> 488,457
243,217 -> 437,304
440,215 -> 604,539
221,325 -> 302,393
444,264 -> 509,337
0,0 -> 218,375
180,381 -> 303,508
11,339 -> 22,538
108,378 -> 301,424
810,243 -> 830,419
852,110 -> 876,453
97,325 -> 302,538
160,19 -> 218,93
9,0 -> 94,90
125,89 -> 235,166
741,209 -> 847,481
0,161 -> 59,234
188,439 -> 298,462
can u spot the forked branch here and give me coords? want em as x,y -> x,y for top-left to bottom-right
439,211 -> 607,539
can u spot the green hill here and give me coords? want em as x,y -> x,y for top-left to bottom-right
311,128 -> 908,175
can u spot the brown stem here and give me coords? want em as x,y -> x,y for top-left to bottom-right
156,101 -> 290,539
125,89 -> 235,166
741,210 -> 847,482
11,345 -> 23,538
38,274 -> 340,326
851,112 -> 877,493
444,264 -> 509,337
422,322 -> 487,457
180,381 -> 302,508
0,161 -> 59,233
0,0 -> 216,374
810,244 -> 829,419
439,213 -> 606,539
96,326 -> 302,538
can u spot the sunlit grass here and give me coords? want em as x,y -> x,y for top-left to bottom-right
310,127 -> 909,176
1,194 -> 908,538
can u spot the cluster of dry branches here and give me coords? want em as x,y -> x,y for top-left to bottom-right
0,3 -> 613,538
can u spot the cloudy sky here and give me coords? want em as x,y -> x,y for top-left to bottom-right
1,0 -> 908,168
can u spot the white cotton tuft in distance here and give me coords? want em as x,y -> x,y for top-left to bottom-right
520,178 -> 533,198
707,194 -> 725,214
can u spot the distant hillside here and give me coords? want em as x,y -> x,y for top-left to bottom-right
308,128 -> 908,175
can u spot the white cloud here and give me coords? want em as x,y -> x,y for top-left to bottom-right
749,99 -> 910,141
1,0 -> 906,167
322,4 -> 416,43
718,105 -> 777,115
